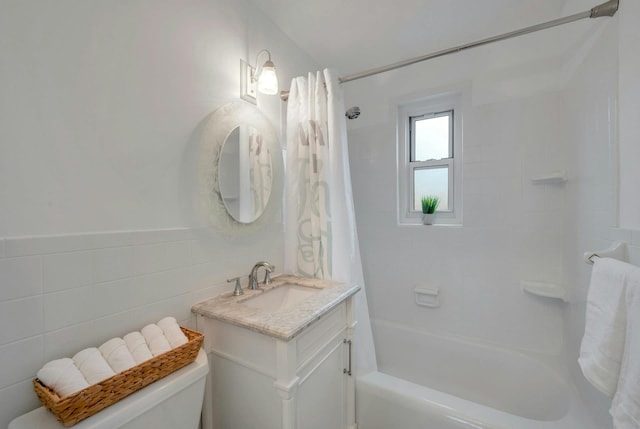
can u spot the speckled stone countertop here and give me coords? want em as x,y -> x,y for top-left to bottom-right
191,274 -> 360,341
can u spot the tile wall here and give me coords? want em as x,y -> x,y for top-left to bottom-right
560,18 -> 618,428
348,89 -> 568,355
0,227 -> 283,427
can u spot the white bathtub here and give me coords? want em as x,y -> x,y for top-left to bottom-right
356,320 -> 597,429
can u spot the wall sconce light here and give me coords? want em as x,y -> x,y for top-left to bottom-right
240,49 -> 279,104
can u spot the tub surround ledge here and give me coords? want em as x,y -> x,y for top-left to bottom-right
191,274 -> 360,341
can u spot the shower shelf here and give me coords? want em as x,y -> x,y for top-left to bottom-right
521,281 -> 567,302
530,171 -> 567,185
414,287 -> 440,308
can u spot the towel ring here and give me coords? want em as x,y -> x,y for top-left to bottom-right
587,253 -> 600,264
584,242 -> 627,265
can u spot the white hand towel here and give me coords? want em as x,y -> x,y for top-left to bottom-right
72,347 -> 116,384
124,331 -> 153,364
578,258 -> 634,396
99,338 -> 136,373
141,323 -> 171,356
157,316 -> 188,348
37,358 -> 89,398
610,272 -> 640,428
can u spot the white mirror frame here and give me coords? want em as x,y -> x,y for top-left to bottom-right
198,101 -> 283,235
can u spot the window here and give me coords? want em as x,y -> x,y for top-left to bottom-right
410,110 -> 453,212
398,93 -> 463,225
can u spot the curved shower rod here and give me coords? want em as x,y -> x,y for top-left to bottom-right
279,0 -> 619,101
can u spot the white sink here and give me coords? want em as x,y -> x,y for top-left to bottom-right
243,284 -> 320,312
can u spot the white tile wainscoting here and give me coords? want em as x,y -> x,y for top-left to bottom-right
0,227 -> 283,428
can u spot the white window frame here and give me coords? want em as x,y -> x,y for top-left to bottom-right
397,92 -> 463,225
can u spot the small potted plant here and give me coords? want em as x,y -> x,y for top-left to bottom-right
421,195 -> 440,225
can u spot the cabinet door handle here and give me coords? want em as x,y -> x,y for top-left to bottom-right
343,339 -> 352,376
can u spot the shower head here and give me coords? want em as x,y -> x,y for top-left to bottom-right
345,106 -> 361,120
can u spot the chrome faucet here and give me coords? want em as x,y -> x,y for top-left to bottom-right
249,261 -> 275,290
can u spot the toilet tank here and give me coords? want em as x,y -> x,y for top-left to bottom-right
9,349 -> 209,429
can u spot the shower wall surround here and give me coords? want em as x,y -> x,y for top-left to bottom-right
351,93 -> 568,352
345,9 -> 633,427
561,19 -> 618,429
347,69 -> 570,355
618,0 -> 640,229
0,1 -> 318,427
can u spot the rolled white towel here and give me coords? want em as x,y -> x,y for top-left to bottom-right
99,338 -> 136,373
157,317 -> 188,348
72,347 -> 116,384
124,331 -> 153,364
141,323 -> 171,356
37,358 -> 89,398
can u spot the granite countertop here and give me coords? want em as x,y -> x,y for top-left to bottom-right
191,274 -> 360,341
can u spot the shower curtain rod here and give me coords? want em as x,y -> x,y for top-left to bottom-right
279,0 -> 618,101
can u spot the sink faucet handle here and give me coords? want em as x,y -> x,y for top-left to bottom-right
248,273 -> 258,290
264,264 -> 275,284
227,277 -> 243,296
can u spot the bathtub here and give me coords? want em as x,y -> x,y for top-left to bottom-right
356,320 -> 597,429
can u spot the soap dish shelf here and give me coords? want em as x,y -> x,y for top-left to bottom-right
531,171 -> 567,185
415,287 -> 440,308
521,281 -> 567,302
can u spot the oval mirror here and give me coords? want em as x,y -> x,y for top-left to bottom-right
218,125 -> 273,223
199,101 -> 282,235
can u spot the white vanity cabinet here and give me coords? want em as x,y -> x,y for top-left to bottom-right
196,295 -> 357,429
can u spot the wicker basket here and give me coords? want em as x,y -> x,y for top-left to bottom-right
33,326 -> 204,427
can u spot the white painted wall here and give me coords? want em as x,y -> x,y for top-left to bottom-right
0,0 -> 316,236
0,1 -> 318,427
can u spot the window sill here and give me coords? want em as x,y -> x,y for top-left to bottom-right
397,221 -> 462,228
398,212 -> 462,227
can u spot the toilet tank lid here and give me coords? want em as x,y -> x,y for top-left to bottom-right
9,349 -> 209,429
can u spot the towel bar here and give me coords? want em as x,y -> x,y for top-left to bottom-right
584,241 -> 627,265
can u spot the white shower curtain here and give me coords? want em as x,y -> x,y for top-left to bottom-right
285,69 -> 377,374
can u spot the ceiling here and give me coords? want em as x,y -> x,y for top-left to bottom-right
249,0 -> 599,76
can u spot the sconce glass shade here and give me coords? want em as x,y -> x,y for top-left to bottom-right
257,60 -> 278,95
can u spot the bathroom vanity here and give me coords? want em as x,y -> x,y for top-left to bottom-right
192,275 -> 359,429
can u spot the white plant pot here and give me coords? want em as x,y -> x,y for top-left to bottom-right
422,213 -> 435,225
